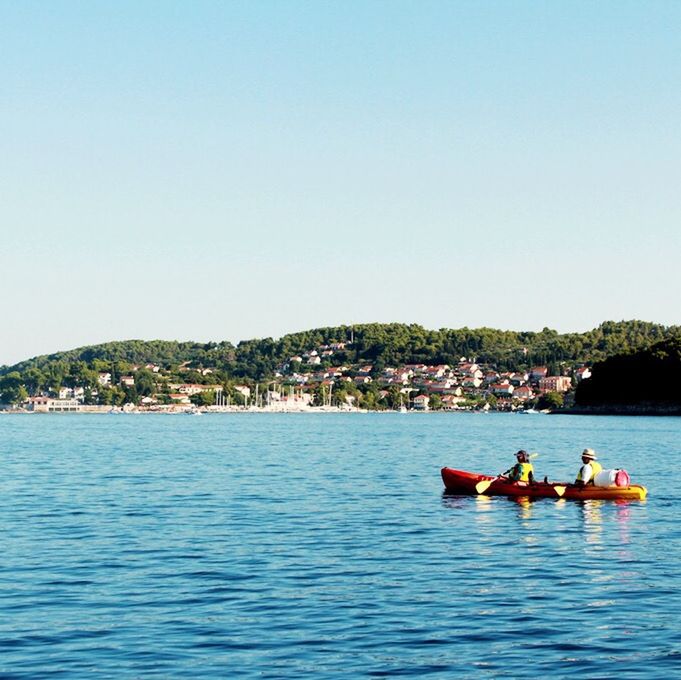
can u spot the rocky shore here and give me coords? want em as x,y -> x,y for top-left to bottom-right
559,403 -> 681,416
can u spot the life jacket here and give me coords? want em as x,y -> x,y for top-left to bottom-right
577,461 -> 603,484
509,462 -> 534,482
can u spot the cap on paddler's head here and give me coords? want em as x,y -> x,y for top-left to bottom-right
581,448 -> 597,460
516,449 -> 528,459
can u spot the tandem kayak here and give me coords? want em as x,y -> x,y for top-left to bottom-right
441,467 -> 648,501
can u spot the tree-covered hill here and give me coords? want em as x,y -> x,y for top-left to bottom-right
221,319 -> 679,379
575,337 -> 681,408
2,320 -> 678,382
3,340 -> 237,375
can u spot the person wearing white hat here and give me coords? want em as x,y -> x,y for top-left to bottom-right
575,448 -> 603,486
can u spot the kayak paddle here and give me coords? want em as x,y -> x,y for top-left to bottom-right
475,476 -> 500,494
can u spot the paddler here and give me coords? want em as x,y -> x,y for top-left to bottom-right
574,448 -> 603,486
502,450 -> 535,485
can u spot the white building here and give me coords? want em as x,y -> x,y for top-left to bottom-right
412,394 -> 430,411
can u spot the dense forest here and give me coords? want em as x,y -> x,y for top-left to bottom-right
1,320 -> 679,407
575,337 -> 681,409
4,320 -> 676,378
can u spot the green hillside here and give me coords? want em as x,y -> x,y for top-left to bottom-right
3,319 -> 676,376
575,337 -> 681,408
1,320 -> 679,407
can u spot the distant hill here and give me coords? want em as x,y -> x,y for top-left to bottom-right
2,320 -> 678,380
2,339 -> 237,375
575,337 -> 681,412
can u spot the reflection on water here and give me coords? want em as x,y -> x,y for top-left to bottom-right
510,495 -> 534,522
441,492 -> 475,512
581,499 -> 604,544
574,498 -> 641,549
0,413 -> 670,679
616,501 -> 631,546
474,495 -> 493,511
441,492 -> 643,555
441,492 -> 466,510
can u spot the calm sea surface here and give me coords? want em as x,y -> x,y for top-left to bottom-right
1,412 -> 679,678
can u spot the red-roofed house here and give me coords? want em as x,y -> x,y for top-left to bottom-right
530,366 -> 548,380
425,365 -> 450,378
442,394 -> 466,409
412,394 -> 430,411
574,367 -> 592,382
513,386 -> 533,401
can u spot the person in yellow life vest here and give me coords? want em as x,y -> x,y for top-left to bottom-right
575,448 -> 603,486
503,450 -> 535,485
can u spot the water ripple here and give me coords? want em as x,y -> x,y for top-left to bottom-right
0,413 -> 678,678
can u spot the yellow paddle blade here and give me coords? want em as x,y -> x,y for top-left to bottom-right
475,479 -> 493,494
554,485 -> 566,498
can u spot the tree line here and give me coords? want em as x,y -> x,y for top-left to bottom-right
1,320 -> 679,406
575,337 -> 681,408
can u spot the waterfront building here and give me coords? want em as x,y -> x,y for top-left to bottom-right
538,376 -> 572,393
412,394 -> 430,411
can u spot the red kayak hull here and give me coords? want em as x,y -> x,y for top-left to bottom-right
441,467 -> 647,501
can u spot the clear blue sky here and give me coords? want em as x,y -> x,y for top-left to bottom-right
2,1 -> 680,365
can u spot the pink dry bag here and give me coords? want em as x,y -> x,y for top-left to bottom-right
615,469 -> 630,487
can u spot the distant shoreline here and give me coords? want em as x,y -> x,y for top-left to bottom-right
3,405 -> 680,416
1,407 -> 501,415
559,405 -> 681,417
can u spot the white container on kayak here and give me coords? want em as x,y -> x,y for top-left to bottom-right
594,468 -> 631,488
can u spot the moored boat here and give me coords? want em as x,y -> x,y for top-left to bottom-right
441,467 -> 647,501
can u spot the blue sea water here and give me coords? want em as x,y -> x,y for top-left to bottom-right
0,412 -> 680,678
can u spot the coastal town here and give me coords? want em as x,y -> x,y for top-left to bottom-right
10,339 -> 593,414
